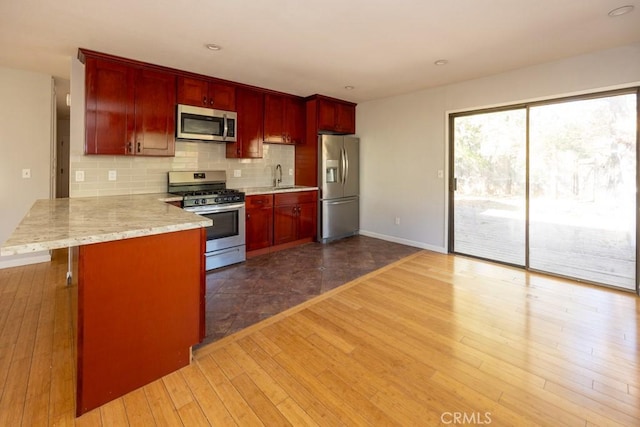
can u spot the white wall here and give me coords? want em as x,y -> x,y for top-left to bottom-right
0,67 -> 53,268
357,43 -> 640,252
69,58 -> 295,198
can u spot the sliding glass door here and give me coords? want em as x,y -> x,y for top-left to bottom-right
452,109 -> 527,265
528,94 -> 637,289
451,90 -> 637,290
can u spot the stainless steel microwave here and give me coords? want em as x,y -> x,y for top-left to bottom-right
176,104 -> 237,142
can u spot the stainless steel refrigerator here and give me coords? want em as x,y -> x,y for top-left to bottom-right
318,134 -> 359,243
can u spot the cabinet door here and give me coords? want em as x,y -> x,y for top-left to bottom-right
336,103 -> 356,134
263,94 -> 285,143
177,76 -> 209,107
85,57 -> 134,155
274,204 -> 297,245
246,206 -> 273,251
209,82 -> 236,111
297,201 -> 317,240
134,68 -> 176,156
227,88 -> 263,158
284,97 -> 304,144
317,98 -> 337,132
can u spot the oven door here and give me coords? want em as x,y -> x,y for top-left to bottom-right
186,203 -> 245,252
186,203 -> 246,271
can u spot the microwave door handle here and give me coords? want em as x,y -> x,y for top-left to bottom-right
222,114 -> 228,141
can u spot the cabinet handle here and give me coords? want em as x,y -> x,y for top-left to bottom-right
247,213 -> 251,220
137,142 -> 141,153
203,96 -> 207,105
210,98 -> 214,106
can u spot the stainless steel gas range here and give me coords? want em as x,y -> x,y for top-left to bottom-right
168,170 -> 245,270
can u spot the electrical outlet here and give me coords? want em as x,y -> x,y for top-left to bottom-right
437,170 -> 444,179
108,170 -> 117,181
22,169 -> 31,179
75,171 -> 85,182
289,168 -> 293,176
233,169 -> 241,177
395,217 -> 400,225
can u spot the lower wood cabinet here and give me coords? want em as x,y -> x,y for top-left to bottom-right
245,194 -> 273,252
245,190 -> 317,256
274,191 -> 317,245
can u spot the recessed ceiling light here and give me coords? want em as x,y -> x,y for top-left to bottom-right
205,43 -> 222,51
434,59 -> 448,66
344,85 -> 355,90
608,5 -> 634,16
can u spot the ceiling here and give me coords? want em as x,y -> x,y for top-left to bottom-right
1,0 -> 639,112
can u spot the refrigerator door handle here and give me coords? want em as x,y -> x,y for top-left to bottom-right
343,146 -> 349,186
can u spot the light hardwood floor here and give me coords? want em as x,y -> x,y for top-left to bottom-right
1,248 -> 639,425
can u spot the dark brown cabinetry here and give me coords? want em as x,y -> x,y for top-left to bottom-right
177,76 -> 236,111
296,95 -> 357,187
264,94 -> 304,144
274,191 -> 317,245
245,195 -> 274,252
83,52 -> 176,156
317,96 -> 356,134
226,88 -> 264,159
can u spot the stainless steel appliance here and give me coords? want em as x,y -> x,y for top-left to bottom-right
168,170 -> 245,270
176,104 -> 237,142
318,135 -> 360,243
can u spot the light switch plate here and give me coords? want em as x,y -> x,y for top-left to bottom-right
289,168 -> 293,176
437,170 -> 444,179
22,169 -> 31,178
233,169 -> 241,177
108,170 -> 117,181
75,171 -> 85,182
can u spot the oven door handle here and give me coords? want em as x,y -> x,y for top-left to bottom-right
187,202 -> 245,214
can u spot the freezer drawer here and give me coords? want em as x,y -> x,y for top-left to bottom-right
321,197 -> 359,243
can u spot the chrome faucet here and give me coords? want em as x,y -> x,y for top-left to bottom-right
275,164 -> 282,187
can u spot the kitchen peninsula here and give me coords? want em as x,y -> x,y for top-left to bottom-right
0,194 -> 211,415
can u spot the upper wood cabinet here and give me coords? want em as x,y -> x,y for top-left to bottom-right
83,52 -> 176,156
226,87 -> 263,159
317,96 -> 356,134
295,95 -> 357,187
264,94 -> 304,144
177,76 -> 236,111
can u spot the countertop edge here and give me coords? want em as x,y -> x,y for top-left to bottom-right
1,194 -> 212,256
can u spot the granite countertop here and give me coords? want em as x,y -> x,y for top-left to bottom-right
0,193 -> 211,256
238,185 -> 319,196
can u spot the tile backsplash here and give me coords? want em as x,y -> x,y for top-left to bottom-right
69,142 -> 295,197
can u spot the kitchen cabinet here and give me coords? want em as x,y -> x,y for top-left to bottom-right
226,87 -> 264,159
177,76 -> 236,110
245,195 -> 273,252
317,96 -> 356,134
296,95 -> 357,187
274,191 -> 317,245
84,53 -> 176,156
264,94 -> 304,144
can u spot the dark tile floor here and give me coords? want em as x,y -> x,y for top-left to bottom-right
198,235 -> 421,347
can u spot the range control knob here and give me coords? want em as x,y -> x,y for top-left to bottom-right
194,199 -> 199,205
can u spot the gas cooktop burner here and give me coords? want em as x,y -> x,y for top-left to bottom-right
180,189 -> 242,197
167,170 -> 245,208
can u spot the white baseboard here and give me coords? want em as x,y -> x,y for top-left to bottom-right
358,230 -> 447,254
0,252 -> 52,269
